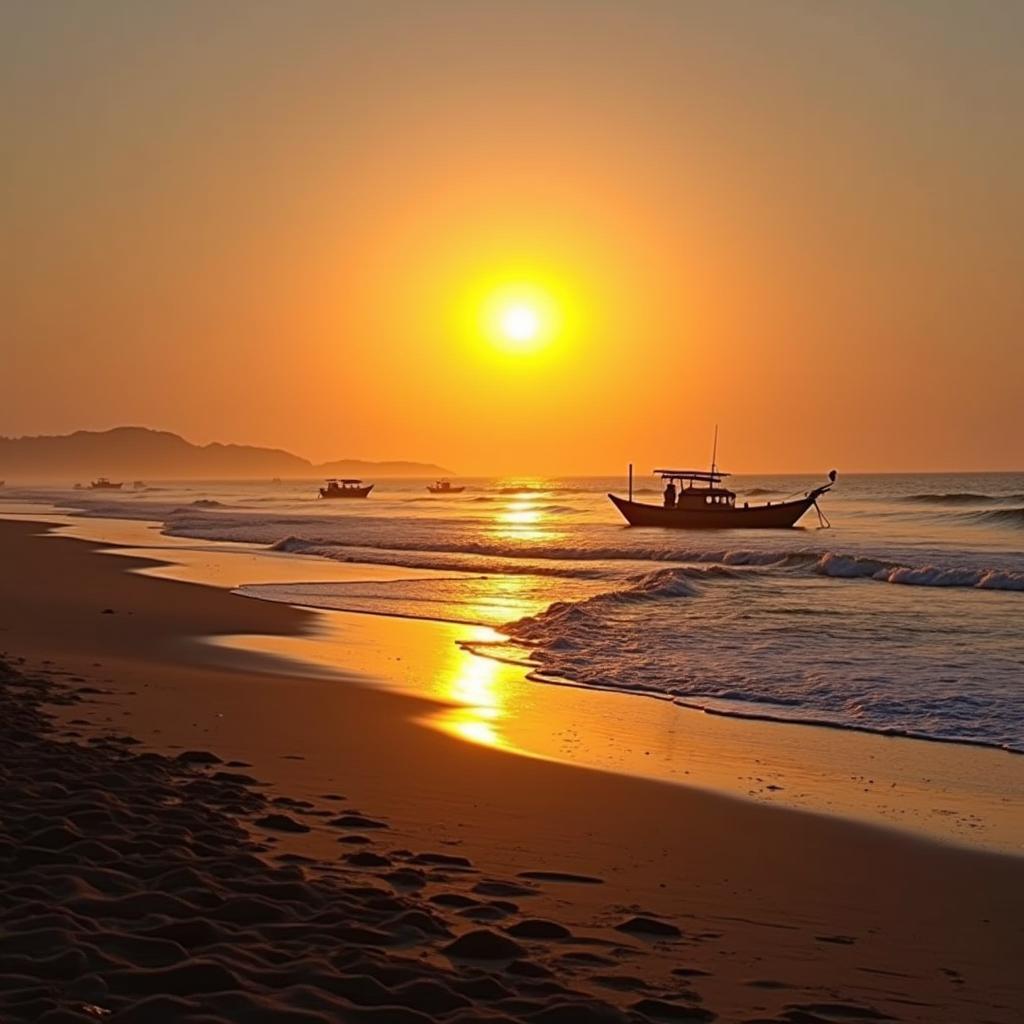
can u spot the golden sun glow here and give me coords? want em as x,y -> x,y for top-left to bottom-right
475,282 -> 560,355
499,304 -> 540,344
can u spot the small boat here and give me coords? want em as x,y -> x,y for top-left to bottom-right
318,478 -> 373,499
427,479 -> 465,494
610,467 -> 835,529
89,477 -> 123,490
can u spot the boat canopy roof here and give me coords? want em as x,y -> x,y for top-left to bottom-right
326,478 -> 363,484
654,468 -> 731,483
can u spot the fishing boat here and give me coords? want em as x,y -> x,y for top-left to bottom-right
609,467 -> 834,528
89,477 -> 123,490
318,478 -> 373,499
609,428 -> 836,532
427,479 -> 465,494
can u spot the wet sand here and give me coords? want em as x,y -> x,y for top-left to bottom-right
1,518 -> 1022,1022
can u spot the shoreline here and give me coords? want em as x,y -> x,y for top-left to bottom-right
4,506 -> 1024,854
0,515 -> 1023,1020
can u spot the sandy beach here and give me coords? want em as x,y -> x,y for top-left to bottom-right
1,517 -> 1023,1023
7,3 -> 1023,1019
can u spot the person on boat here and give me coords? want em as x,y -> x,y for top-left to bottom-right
663,480 -> 677,508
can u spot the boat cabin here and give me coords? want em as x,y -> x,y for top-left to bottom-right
654,469 -> 736,510
323,478 -> 363,493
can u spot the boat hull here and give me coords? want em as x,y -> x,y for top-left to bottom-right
319,485 -> 373,499
427,486 -> 465,494
608,493 -> 816,529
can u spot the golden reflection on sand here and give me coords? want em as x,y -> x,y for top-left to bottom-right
434,631 -> 506,749
210,615 -> 524,755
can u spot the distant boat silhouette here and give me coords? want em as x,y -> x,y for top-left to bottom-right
89,477 -> 123,490
610,466 -> 835,529
427,479 -> 465,494
318,478 -> 373,499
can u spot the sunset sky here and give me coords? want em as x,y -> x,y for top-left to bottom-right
4,1 -> 1022,474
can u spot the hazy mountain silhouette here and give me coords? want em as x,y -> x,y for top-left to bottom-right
0,427 -> 452,482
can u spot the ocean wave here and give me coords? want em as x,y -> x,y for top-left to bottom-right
190,498 -> 225,508
163,510 -> 823,567
488,563 -> 1024,753
967,507 -> 1024,528
505,552 -> 1024,647
508,565 -> 750,647
266,535 -> 611,579
815,551 -> 1024,589
67,494 -> 1024,592
903,492 -> 1024,505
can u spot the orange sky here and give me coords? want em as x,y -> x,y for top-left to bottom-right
3,2 -> 1022,474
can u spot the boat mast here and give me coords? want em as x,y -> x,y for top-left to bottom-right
710,424 -> 719,481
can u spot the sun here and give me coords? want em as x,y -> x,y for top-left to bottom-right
478,285 -> 557,354
499,304 -> 540,344
457,275 -> 575,360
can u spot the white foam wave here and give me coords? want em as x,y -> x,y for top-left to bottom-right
815,552 -> 1024,590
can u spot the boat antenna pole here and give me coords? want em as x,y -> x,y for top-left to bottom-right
628,462 -> 633,502
710,424 -> 719,479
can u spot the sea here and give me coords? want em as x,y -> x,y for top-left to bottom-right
10,472 -> 1024,753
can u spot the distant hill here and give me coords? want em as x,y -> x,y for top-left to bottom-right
0,427 -> 452,482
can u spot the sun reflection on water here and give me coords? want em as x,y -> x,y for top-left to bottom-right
490,487 -> 560,543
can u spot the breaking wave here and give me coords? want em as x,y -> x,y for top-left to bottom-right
266,535 -> 611,579
510,565 -> 739,629
815,552 -> 1024,589
493,557 -> 1024,753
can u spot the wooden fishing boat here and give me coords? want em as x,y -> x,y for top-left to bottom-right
609,467 -> 835,529
427,480 -> 465,494
89,477 -> 123,490
318,478 -> 373,499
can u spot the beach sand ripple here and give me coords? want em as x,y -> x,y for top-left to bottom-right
0,659 -> 719,1023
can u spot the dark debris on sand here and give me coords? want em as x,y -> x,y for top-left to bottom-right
0,659 -> 711,1024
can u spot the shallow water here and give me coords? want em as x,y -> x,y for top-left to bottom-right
10,471 -> 1024,751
